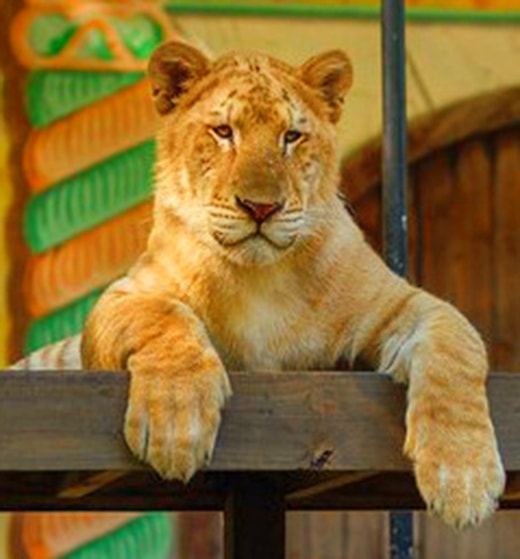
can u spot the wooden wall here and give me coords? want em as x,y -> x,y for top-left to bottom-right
357,124 -> 520,371
286,510 -> 520,558
281,124 -> 520,559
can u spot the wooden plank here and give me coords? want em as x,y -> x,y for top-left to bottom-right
451,138 -> 493,340
58,472 -> 128,498
286,473 -> 377,504
417,136 -> 495,323
492,128 -> 520,370
0,371 -> 519,472
0,371 -> 132,471
415,136 -> 495,338
415,150 -> 454,297
342,512 -> 387,559
287,473 -> 423,512
286,511 -> 388,559
0,470 -> 518,513
351,189 -> 382,253
308,511 -> 343,559
420,510 -> 520,559
287,512 -> 310,559
178,512 -> 222,559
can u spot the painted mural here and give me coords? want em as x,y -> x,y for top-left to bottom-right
0,512 -> 176,559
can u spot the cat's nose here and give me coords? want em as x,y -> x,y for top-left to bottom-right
236,197 -> 283,224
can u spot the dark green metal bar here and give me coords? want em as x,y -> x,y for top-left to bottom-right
382,0 -> 408,277
382,0 -> 414,556
166,2 -> 520,24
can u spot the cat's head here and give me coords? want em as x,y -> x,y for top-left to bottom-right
149,41 -> 353,266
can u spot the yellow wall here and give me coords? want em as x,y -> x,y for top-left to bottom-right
0,77 -> 12,367
267,0 -> 520,8
407,0 -> 520,7
0,514 -> 12,558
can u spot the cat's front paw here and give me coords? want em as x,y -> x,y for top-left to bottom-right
405,416 -> 505,529
124,354 -> 232,482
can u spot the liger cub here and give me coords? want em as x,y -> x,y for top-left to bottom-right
14,41 -> 505,529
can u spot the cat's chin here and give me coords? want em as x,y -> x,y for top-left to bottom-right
217,234 -> 295,267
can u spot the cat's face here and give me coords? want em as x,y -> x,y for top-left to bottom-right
150,42 -> 353,266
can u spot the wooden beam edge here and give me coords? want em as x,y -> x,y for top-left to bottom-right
0,370 -> 518,473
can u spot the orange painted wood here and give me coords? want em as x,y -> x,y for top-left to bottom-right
20,513 -> 140,559
24,203 -> 152,317
23,81 -> 158,191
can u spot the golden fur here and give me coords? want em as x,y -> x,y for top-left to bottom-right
16,42 -> 505,529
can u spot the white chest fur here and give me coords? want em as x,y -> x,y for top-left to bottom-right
203,271 -> 335,371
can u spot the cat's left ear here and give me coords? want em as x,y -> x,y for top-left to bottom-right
299,50 -> 353,123
148,41 -> 211,115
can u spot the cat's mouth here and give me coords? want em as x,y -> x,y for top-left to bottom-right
212,227 -> 296,250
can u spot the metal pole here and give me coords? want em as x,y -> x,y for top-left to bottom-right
381,0 -> 414,558
382,0 -> 408,277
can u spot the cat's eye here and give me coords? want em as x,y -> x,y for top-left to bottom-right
212,125 -> 233,140
284,130 -> 302,144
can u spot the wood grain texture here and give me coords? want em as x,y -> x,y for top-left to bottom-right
415,150 -> 455,299
0,370 -> 518,472
418,510 -> 520,559
449,138 -> 493,340
492,128 -> 520,370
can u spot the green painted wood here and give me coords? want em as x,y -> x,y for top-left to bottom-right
26,71 -> 144,127
25,288 -> 103,353
24,141 -> 154,253
28,13 -> 165,59
59,514 -> 173,559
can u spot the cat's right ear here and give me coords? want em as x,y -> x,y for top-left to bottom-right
148,41 -> 211,115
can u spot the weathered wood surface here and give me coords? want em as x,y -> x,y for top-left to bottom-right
0,370 -> 519,472
493,129 -> 520,370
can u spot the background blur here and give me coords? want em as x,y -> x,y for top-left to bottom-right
1,0 -> 520,557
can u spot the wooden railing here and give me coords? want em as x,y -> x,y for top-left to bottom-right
0,370 -> 519,557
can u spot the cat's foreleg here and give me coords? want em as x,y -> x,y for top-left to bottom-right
81,279 -> 231,482
355,290 -> 505,528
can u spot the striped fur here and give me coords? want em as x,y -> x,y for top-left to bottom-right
10,335 -> 82,370
12,43 -> 504,529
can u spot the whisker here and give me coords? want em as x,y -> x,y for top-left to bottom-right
214,224 -> 242,231
209,213 -> 248,221
205,203 -> 237,211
